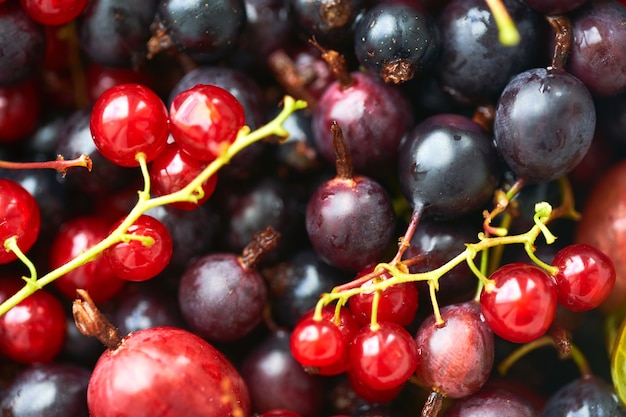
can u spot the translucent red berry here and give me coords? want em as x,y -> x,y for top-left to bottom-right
169,84 -> 246,162
0,178 -> 40,264
551,243 -> 616,312
104,215 -> 173,282
20,0 -> 89,26
290,317 -> 347,368
480,262 -> 557,343
149,141 -> 218,210
90,83 -> 169,167
349,321 -> 418,391
0,278 -> 66,364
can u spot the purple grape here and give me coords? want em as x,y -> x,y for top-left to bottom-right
354,3 -> 440,84
177,252 -> 268,342
493,67 -> 596,184
567,0 -> 626,97
397,113 -> 501,219
540,375 -> 626,417
436,0 -> 543,104
443,386 -> 538,417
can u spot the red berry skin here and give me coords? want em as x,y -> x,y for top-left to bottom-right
50,215 -> 126,303
414,302 -> 494,399
0,78 -> 41,143
0,278 -> 66,364
20,0 -> 88,26
87,326 -> 251,417
480,263 -> 557,344
149,142 -> 218,210
90,83 -> 169,167
104,215 -> 173,282
349,322 -> 418,392
290,317 -> 347,368
169,84 -> 246,162
0,178 -> 41,264
551,244 -> 616,312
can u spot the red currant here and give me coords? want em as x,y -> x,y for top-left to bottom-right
480,262 -> 557,343
348,268 -> 418,327
104,215 -> 173,282
0,78 -> 40,143
0,178 -> 41,264
551,243 -> 616,312
290,317 -> 347,368
349,321 -> 417,391
149,142 -> 218,210
0,278 -> 66,364
90,83 -> 169,167
169,84 -> 246,162
50,215 -> 126,303
20,0 -> 88,26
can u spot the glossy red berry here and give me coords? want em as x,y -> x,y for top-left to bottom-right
0,78 -> 40,143
480,262 -> 557,343
551,243 -> 616,312
0,278 -> 66,364
104,215 -> 173,282
90,83 -> 169,167
169,84 -> 246,162
50,215 -> 126,303
0,178 -> 41,264
347,360 -> 407,404
349,321 -> 418,391
87,326 -> 251,417
298,305 -> 360,375
290,317 -> 347,368
348,269 -> 418,327
149,141 -> 218,210
414,301 -> 494,399
20,0 -> 89,26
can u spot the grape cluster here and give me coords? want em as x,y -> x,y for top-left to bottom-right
0,0 -> 625,417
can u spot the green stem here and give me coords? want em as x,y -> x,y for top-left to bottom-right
0,96 -> 307,318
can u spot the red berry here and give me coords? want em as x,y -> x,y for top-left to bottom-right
414,302 -> 494,399
290,317 -> 347,368
0,78 -> 40,143
87,326 -> 251,417
169,84 -> 246,162
0,178 -> 41,264
349,321 -> 417,391
551,243 -> 616,312
50,215 -> 126,303
480,262 -> 557,343
298,305 -> 360,375
347,368 -> 406,403
0,278 -> 66,364
348,268 -> 418,326
149,142 -> 218,210
104,215 -> 173,282
20,0 -> 89,26
90,83 -> 169,167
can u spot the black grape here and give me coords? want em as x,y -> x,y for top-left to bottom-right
397,113 -> 501,219
354,3 -> 440,84
493,67 -> 596,184
157,0 -> 247,63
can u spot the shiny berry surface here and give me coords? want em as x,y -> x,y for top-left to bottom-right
104,215 -> 173,282
480,262 -> 557,343
90,83 -> 169,167
20,0 -> 88,25
551,243 -> 616,312
50,215 -> 126,303
0,178 -> 41,264
290,317 -> 347,368
149,142 -> 218,210
169,84 -> 246,162
87,326 -> 251,417
0,278 -> 66,364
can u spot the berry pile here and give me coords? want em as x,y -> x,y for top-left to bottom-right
0,0 -> 625,416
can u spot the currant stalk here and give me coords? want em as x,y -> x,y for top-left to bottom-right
0,96 -> 307,318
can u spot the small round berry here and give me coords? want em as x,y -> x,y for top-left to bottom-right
169,84 -> 246,162
90,83 -> 169,167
